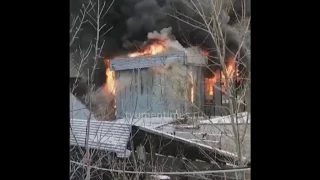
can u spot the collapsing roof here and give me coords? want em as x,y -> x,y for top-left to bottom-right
70,113 -> 173,158
130,125 -> 247,165
70,118 -> 245,164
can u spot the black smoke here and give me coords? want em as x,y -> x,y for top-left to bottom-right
70,0 -> 251,87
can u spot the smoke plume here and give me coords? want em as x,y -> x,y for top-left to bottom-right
70,0 -> 251,87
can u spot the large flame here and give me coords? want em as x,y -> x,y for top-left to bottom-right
221,56 -> 239,93
223,56 -> 239,82
105,67 -> 115,95
128,40 -> 167,57
204,55 -> 239,98
104,40 -> 168,109
104,59 -> 116,109
189,71 -> 194,103
205,77 -> 216,97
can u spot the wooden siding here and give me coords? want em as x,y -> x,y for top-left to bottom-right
111,52 -> 210,118
115,68 -> 186,118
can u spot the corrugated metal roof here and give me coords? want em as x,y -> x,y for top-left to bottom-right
70,93 -> 132,157
70,119 -> 131,157
70,117 -> 174,157
70,92 -> 174,157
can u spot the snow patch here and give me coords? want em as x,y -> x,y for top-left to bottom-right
200,112 -> 250,124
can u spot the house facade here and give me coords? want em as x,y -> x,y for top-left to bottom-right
109,51 -> 239,119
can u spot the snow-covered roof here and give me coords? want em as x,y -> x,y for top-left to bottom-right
153,113 -> 251,160
137,125 -> 247,163
70,119 -> 132,157
70,93 -> 174,157
70,93 -> 248,161
199,112 -> 250,124
115,117 -> 174,129
70,93 -> 97,120
110,51 -> 185,71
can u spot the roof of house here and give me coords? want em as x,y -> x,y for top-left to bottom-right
70,93 -> 249,164
70,93 -> 129,157
110,51 -> 185,71
70,93 -> 96,120
153,113 -> 251,160
70,93 -> 174,157
70,117 -> 173,158
70,118 -> 132,157
130,125 -> 247,165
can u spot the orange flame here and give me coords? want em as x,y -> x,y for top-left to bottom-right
106,67 -> 115,95
128,40 -> 167,57
104,59 -> 116,109
104,60 -> 115,95
200,48 -> 209,56
205,77 -> 217,97
104,40 -> 168,109
204,56 -> 239,97
189,72 -> 194,103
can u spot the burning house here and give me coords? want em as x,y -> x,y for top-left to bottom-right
70,0 -> 250,120
70,0 -> 251,178
100,27 -> 246,120
110,50 -> 205,118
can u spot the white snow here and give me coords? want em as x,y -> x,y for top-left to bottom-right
70,93 -> 97,120
113,117 -> 174,128
199,112 -> 250,124
150,175 -> 171,180
139,126 -> 247,162
174,125 -> 199,129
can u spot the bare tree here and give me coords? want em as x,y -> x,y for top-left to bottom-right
70,0 -> 115,180
166,0 -> 251,178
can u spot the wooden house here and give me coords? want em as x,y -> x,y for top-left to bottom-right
109,51 -> 224,119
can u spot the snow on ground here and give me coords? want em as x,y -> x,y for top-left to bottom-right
199,112 -> 250,124
149,175 -> 171,180
70,93 -> 97,120
114,117 -> 174,128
